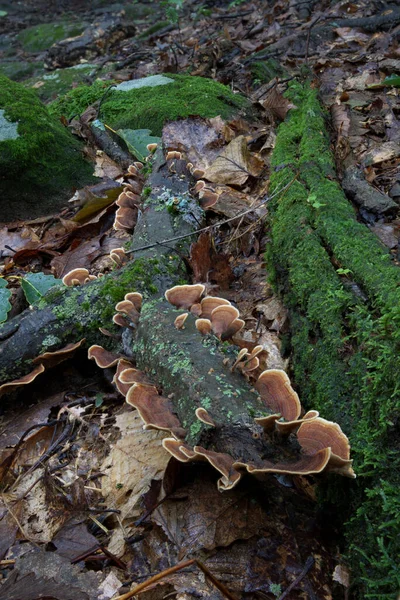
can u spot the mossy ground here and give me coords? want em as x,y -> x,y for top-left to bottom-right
268,81 -> 400,598
17,21 -> 87,53
0,74 -> 95,220
49,74 -> 252,135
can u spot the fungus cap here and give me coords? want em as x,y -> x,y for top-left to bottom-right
255,369 -> 301,422
174,313 -> 189,330
0,364 -> 45,399
33,339 -> 85,369
195,318 -> 212,335
88,345 -> 121,369
210,305 -> 240,338
126,383 -> 186,439
165,284 -> 205,309
231,347 -> 248,371
200,296 -> 231,320
112,358 -> 134,396
195,407 -> 216,427
62,268 -> 91,287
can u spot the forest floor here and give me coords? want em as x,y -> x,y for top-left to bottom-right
0,1 -> 399,599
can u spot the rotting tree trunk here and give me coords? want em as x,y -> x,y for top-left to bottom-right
268,80 -> 400,595
0,152 -> 193,387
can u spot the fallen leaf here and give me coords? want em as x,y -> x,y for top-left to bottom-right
204,136 -> 263,185
260,86 -> 297,121
101,411 -> 170,556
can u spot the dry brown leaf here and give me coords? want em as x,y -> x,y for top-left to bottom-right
101,411 -> 170,555
260,87 -> 297,121
153,473 -> 266,554
204,136 -> 263,185
93,152 -> 124,179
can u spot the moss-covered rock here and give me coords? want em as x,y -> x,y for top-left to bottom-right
0,74 -> 96,221
0,60 -> 40,81
24,64 -> 100,102
268,81 -> 400,598
50,74 -> 253,135
17,21 -> 87,53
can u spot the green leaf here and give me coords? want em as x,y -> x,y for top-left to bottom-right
115,128 -> 161,162
367,75 -> 400,89
21,273 -> 62,305
0,279 -> 11,323
0,10 -> 8,17
95,393 -> 104,408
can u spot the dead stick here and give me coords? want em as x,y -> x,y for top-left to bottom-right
197,560 -> 239,600
277,556 -> 314,600
114,559 -> 196,600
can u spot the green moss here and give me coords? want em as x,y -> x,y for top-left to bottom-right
17,21 -> 86,53
24,64 -> 99,102
138,21 -> 170,39
268,81 -> 400,598
0,74 -> 95,220
49,79 -> 113,119
251,58 -> 288,84
50,74 -> 252,135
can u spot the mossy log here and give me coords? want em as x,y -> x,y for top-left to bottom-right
268,81 -> 400,596
0,154 -> 191,387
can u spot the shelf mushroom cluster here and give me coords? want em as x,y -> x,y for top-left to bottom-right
114,163 -> 144,233
87,284 -> 355,491
165,284 -> 245,341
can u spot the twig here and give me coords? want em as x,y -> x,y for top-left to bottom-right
197,560 -> 239,600
126,176 -> 295,255
305,16 -> 322,63
277,556 -> 314,600
114,559 -> 196,600
114,558 -> 239,600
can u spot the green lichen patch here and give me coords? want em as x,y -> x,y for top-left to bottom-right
17,21 -> 87,53
50,74 -> 252,135
268,81 -> 400,598
0,74 -> 96,221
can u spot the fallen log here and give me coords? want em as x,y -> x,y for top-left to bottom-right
268,80 -> 400,596
0,153 -> 192,388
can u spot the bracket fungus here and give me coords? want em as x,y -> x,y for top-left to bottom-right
255,369 -> 301,422
0,364 -> 45,399
114,189 -> 140,233
114,292 -> 142,326
165,284 -> 205,310
109,247 -> 128,267
88,345 -> 121,369
126,383 -> 187,440
62,268 -> 96,287
195,318 -> 212,335
174,313 -> 189,330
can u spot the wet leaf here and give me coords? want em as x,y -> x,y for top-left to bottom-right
0,278 -> 11,323
21,273 -> 62,305
116,128 -> 161,162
